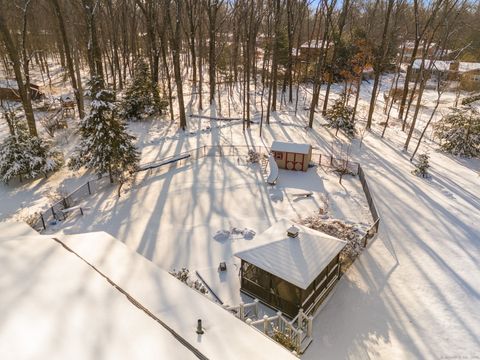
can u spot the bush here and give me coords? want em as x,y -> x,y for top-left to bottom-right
325,94 -> 356,137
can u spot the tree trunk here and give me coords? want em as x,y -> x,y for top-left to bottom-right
0,7 -> 37,136
366,0 -> 394,130
50,0 -> 85,119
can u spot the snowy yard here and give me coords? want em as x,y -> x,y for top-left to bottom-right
1,61 -> 479,358
46,154 -> 372,306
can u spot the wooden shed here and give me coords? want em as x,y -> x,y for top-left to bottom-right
235,219 -> 346,318
271,141 -> 312,171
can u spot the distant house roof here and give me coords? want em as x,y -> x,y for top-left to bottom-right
459,62 -> 480,73
300,40 -> 332,49
412,60 -> 480,73
271,141 -> 311,154
0,79 -> 20,90
412,59 -> 451,72
235,219 -> 347,289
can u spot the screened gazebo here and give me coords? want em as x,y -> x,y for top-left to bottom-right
235,219 -> 347,317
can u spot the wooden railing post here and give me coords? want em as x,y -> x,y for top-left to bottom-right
254,299 -> 259,319
296,330 -> 303,352
297,308 -> 304,328
307,316 -> 313,338
263,315 -> 269,334
239,302 -> 245,320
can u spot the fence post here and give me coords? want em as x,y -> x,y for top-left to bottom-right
87,181 -> 92,195
40,214 -> 46,230
254,299 -> 259,319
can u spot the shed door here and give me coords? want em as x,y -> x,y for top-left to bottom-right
294,153 -> 304,171
286,153 -> 295,170
286,153 -> 304,171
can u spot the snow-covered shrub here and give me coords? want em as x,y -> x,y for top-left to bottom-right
434,107 -> 480,157
120,59 -> 167,121
300,215 -> 362,267
325,94 -> 356,137
169,268 -> 209,295
247,150 -> 260,164
272,327 -> 298,352
412,153 -> 430,178
69,77 -> 139,183
461,93 -> 480,105
0,123 -> 63,183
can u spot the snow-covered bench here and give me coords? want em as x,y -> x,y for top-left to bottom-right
267,155 -> 279,185
137,154 -> 191,172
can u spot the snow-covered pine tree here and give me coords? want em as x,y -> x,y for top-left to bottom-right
434,107 -> 480,157
69,77 -> 139,183
0,122 -> 63,183
412,153 -> 430,178
325,94 -> 356,137
120,59 -> 166,121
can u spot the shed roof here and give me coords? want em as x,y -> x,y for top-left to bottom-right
271,141 -> 311,155
234,219 -> 347,289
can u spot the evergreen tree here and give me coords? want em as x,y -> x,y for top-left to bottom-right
120,59 -> 166,121
434,107 -> 480,157
325,94 -> 356,137
0,122 -> 63,183
69,77 -> 140,183
412,153 -> 430,178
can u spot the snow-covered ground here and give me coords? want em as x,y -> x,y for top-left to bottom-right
45,155 -> 371,306
304,127 -> 480,359
1,63 -> 479,358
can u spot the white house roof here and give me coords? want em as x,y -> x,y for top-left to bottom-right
412,59 -> 451,71
234,219 -> 347,289
1,223 -> 296,360
0,235 -> 197,360
0,221 -> 39,239
300,40 -> 333,49
459,62 -> 480,73
271,141 -> 311,155
0,79 -> 19,89
58,232 -> 297,360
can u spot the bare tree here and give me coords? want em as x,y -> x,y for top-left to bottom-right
165,0 -> 187,130
0,0 -> 37,136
